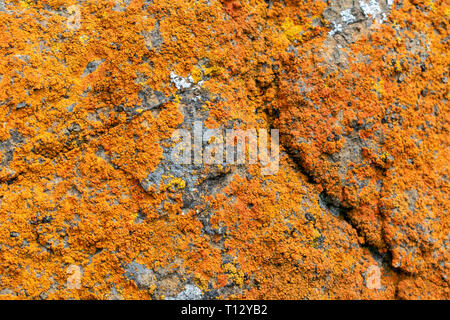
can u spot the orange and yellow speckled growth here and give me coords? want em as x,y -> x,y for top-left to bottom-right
0,0 -> 448,299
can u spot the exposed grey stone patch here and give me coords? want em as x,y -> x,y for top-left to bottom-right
134,209 -> 146,224
318,191 -> 348,218
15,55 -> 30,63
139,83 -> 234,217
110,87 -> 168,122
39,291 -> 49,300
67,123 -> 81,133
137,86 -> 168,110
0,130 -> 24,168
132,75 -> 236,247
0,288 -> 16,296
304,212 -> 316,222
166,284 -> 202,300
322,7 -> 340,23
142,20 -> 164,50
124,262 -> 156,290
141,165 -> 167,192
82,59 -> 105,77
404,189 -> 419,213
140,150 -> 224,211
66,103 -> 77,113
16,102 -> 29,109
200,213 -> 227,237
0,0 -> 12,14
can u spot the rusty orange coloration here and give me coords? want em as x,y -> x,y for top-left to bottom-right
0,0 -> 448,299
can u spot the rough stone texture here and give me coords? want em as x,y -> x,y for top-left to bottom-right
0,0 -> 447,300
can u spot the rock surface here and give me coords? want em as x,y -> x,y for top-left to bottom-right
0,0 -> 448,299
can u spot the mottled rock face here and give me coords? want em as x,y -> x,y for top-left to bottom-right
0,0 -> 447,300
272,0 -> 448,287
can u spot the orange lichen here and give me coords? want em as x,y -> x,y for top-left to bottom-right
0,0 -> 448,300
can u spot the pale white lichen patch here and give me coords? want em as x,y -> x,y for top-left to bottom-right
340,9 -> 356,25
170,71 -> 194,90
328,21 -> 343,36
359,0 -> 387,23
165,284 -> 203,300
